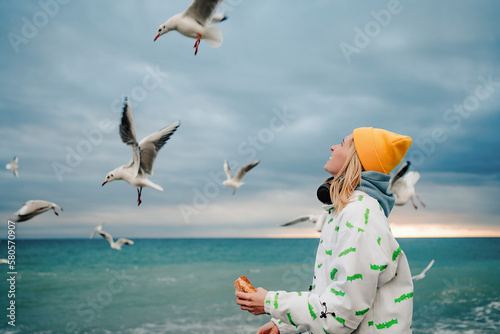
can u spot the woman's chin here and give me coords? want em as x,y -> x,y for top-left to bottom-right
324,166 -> 334,176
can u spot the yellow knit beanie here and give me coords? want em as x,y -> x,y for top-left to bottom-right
353,127 -> 412,174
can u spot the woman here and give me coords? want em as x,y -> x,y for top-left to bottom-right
236,127 -> 414,334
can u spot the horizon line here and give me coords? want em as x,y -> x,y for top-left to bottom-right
2,236 -> 500,240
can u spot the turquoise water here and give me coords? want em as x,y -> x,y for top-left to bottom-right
0,238 -> 499,333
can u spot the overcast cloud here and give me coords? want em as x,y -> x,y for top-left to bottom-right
1,0 -> 499,239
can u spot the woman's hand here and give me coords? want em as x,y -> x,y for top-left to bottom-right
235,287 -> 268,315
257,321 -> 280,334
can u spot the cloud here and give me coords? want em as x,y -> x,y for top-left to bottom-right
1,1 -> 499,238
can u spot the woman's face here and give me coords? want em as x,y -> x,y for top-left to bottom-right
324,133 -> 354,176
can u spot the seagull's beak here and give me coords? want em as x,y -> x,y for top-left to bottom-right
102,181 -> 108,186
154,34 -> 160,42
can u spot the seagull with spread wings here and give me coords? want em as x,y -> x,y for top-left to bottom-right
389,161 -> 426,210
281,212 -> 328,232
90,223 -> 134,251
222,160 -> 260,195
5,156 -> 19,177
102,98 -> 180,206
154,0 -> 228,55
10,200 -> 62,223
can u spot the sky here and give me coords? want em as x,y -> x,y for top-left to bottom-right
0,0 -> 499,239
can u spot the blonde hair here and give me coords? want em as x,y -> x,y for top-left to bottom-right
329,142 -> 363,214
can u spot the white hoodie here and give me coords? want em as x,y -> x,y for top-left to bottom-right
264,190 -> 413,333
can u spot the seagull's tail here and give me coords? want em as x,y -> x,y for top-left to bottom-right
148,182 -> 164,192
140,177 -> 164,192
204,26 -> 223,48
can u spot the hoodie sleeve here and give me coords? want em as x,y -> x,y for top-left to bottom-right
264,207 -> 394,333
270,317 -> 306,334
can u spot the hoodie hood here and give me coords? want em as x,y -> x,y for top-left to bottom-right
356,171 -> 394,217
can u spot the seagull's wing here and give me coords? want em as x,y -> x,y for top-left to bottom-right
184,0 -> 224,25
314,212 -> 329,232
138,121 -> 180,175
281,215 -> 313,227
10,156 -> 19,176
421,259 -> 435,275
90,223 -> 104,239
120,99 -> 138,146
98,230 -> 115,246
119,99 -> 141,176
412,259 -> 434,280
390,161 -> 410,190
116,238 -> 134,246
234,160 -> 260,182
13,200 -> 53,222
403,171 -> 421,187
223,160 -> 233,179
390,177 -> 406,197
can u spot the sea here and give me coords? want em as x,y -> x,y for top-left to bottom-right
0,238 -> 499,334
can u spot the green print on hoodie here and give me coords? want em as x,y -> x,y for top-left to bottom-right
263,174 -> 412,334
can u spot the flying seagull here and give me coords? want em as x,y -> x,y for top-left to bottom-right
5,156 -> 19,177
10,200 -> 62,222
223,160 -> 260,195
102,98 -> 180,206
281,212 -> 328,232
389,161 -> 426,210
154,0 -> 227,55
412,259 -> 435,281
90,223 -> 134,251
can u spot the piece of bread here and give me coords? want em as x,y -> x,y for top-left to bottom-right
234,276 -> 257,293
